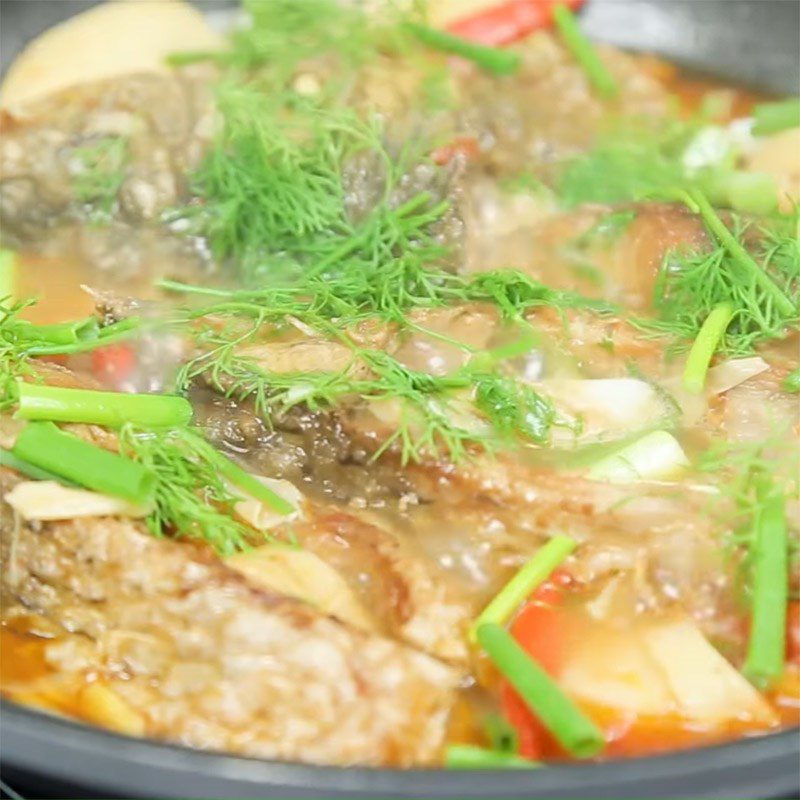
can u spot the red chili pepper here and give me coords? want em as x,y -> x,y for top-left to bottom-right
447,0 -> 586,47
430,136 -> 481,166
91,343 -> 136,384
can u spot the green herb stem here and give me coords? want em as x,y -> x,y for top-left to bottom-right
404,22 -> 521,76
552,4 -> 619,99
14,382 -> 193,428
688,189 -> 795,317
682,302 -> 734,394
476,623 -> 605,758
782,367 -> 800,393
471,536 -> 576,640
742,482 -> 788,689
0,447 -> 78,485
12,422 -> 155,505
445,744 -> 540,770
752,98 -> 800,136
0,249 -> 17,312
206,446 -> 296,516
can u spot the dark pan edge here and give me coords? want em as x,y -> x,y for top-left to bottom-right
2,700 -> 798,799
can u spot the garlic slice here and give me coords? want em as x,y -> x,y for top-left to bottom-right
4,481 -> 152,521
227,545 -> 376,632
232,476 -> 303,531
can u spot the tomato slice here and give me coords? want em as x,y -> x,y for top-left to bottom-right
91,343 -> 136,384
787,601 -> 800,666
447,0 -> 586,47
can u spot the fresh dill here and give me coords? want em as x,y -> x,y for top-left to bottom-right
636,211 -> 799,355
557,119 -> 695,207
119,424 -> 276,556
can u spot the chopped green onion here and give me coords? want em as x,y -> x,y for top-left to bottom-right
782,367 -> 800,393
471,535 -> 576,641
477,623 -> 605,758
0,447 -> 77,485
724,171 -> 778,216
445,744 -> 540,769
482,712 -> 520,755
742,482 -> 788,689
0,249 -> 17,312
14,382 -> 193,429
22,316 -> 142,357
11,317 -> 98,346
165,50 -> 222,67
404,22 -> 521,76
587,430 -> 689,483
11,422 -> 154,506
552,4 -> 618,99
682,303 -> 734,394
687,189 -> 795,317
206,447 -> 296,516
752,98 -> 800,136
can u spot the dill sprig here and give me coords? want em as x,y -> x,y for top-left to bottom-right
557,118 -> 697,207
119,424 -> 274,556
173,309 -> 561,465
637,212 -> 799,355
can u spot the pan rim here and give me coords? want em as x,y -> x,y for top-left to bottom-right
2,699 -> 798,798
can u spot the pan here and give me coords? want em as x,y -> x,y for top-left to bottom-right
0,1 -> 798,797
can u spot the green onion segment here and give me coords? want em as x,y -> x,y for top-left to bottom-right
14,382 -> 193,429
0,447 -> 78,485
471,535 -> 576,640
445,744 -> 540,770
0,249 -> 17,310
552,4 -> 619,99
405,22 -> 522,76
682,303 -> 734,394
742,482 -> 788,689
477,622 -> 605,758
752,98 -> 800,136
11,421 -> 154,506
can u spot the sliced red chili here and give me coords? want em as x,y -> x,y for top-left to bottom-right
447,0 -> 586,47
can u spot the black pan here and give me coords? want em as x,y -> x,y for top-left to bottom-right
1,1 -> 799,797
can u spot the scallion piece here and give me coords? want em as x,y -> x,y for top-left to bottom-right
11,317 -> 98,346
782,367 -> 800,393
682,303 -> 734,394
0,447 -> 77,485
477,623 -> 605,758
445,744 -> 540,770
14,382 -> 193,429
207,448 -> 296,516
22,316 -> 142,356
687,189 -> 795,317
552,4 -> 619,99
0,249 -> 17,310
742,482 -> 788,689
724,171 -> 778,216
11,422 -> 155,506
752,98 -> 800,136
471,535 -> 576,640
404,22 -> 522,76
